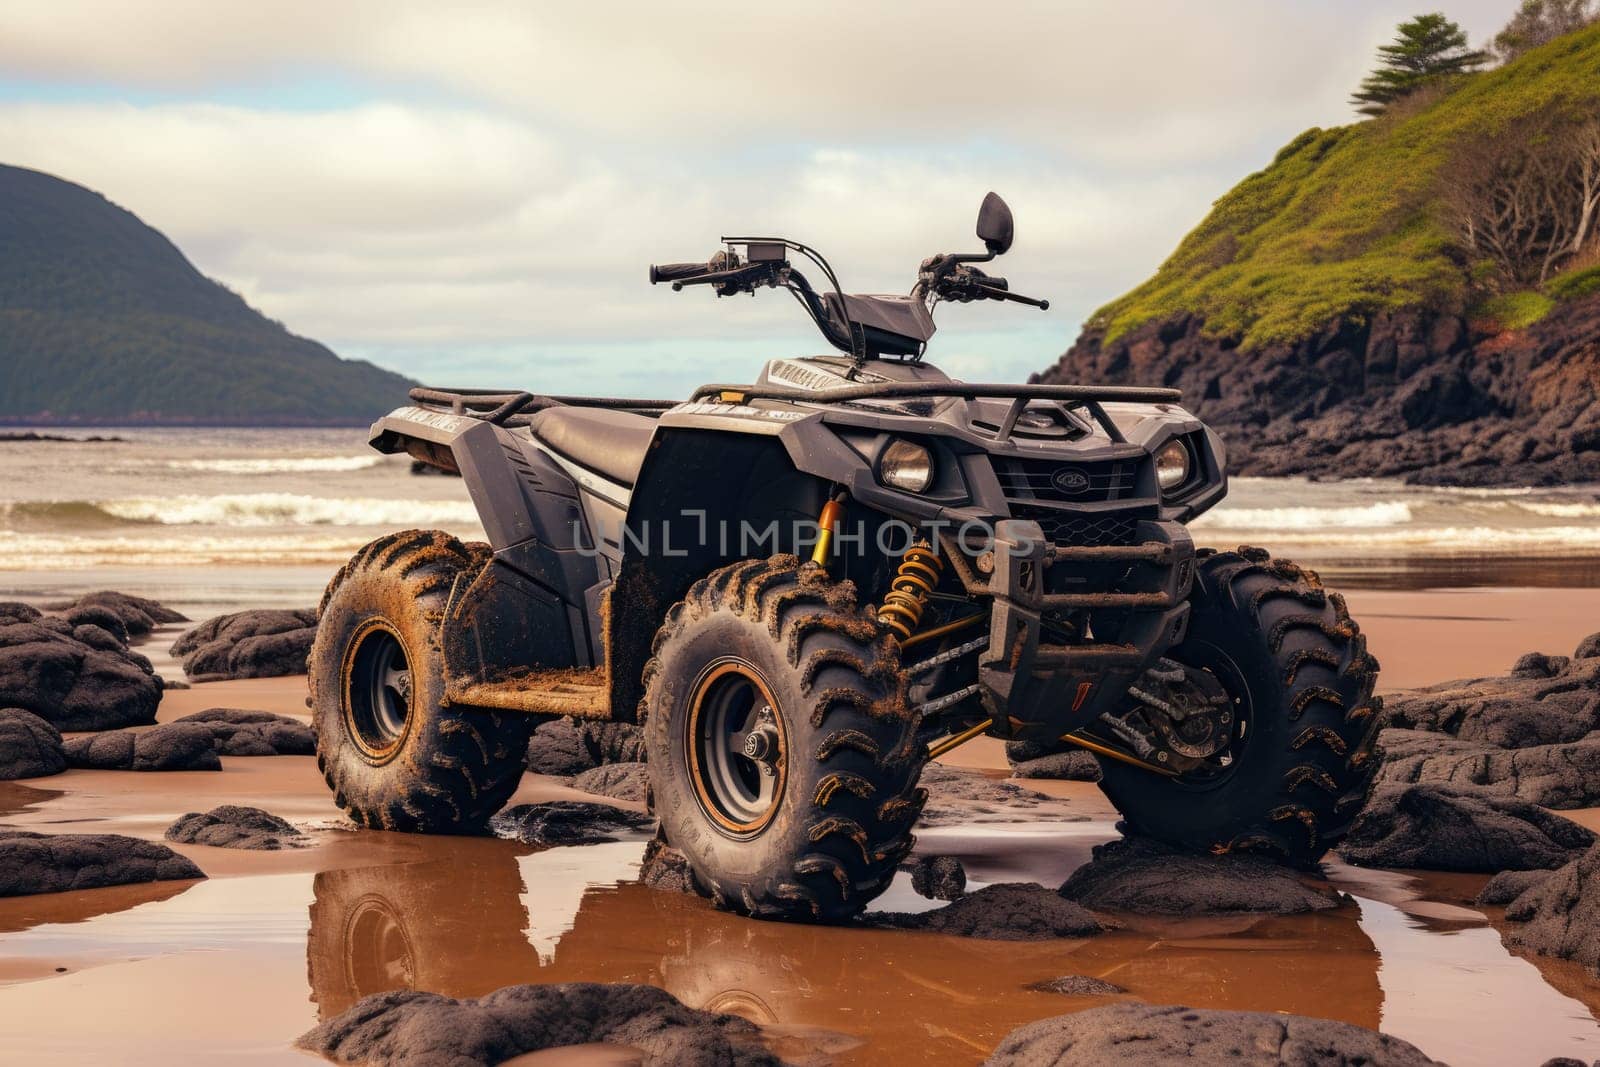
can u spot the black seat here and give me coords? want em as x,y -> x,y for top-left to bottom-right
528,407 -> 656,488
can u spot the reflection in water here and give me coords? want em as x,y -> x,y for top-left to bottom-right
304,837 -> 1391,1062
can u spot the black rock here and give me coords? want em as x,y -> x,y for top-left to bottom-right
295,982 -> 778,1067
48,591 -> 186,638
639,836 -> 698,895
1057,836 -> 1340,915
0,708 -> 66,779
1027,975 -> 1125,996
1500,842 -> 1600,975
169,607 -> 318,681
492,801 -> 654,846
900,854 -> 967,901
176,708 -> 314,755
1005,739 -> 1103,781
874,883 -> 1107,941
982,1002 -> 1444,1066
166,805 -> 306,850
1477,868 -> 1553,906
1384,652 -> 1600,750
65,607 -> 129,645
571,761 -> 649,803
1375,728 -> 1600,809
917,763 -> 1086,827
0,618 -> 163,731
525,717 -> 645,776
0,830 -> 204,896
63,722 -> 222,771
1575,632 -> 1600,660
1341,783 -> 1595,872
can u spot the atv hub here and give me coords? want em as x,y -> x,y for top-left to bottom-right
688,660 -> 788,836
342,619 -> 414,762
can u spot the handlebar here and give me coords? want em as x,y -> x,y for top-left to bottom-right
649,261 -> 712,285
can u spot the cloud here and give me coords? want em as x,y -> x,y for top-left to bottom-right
0,0 -> 1522,395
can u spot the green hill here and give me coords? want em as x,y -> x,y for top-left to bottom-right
0,164 -> 414,424
1091,21 -> 1600,349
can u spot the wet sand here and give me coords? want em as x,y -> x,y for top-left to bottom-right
1,592 -> 1598,1064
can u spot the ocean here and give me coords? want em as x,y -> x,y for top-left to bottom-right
1,428 -> 1598,615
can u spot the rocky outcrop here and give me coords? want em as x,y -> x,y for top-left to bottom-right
1497,842 -> 1600,975
1341,784 -> 1595,872
1004,739 -> 1102,781
47,591 -> 186,639
296,982 -> 778,1067
63,722 -> 222,771
169,608 -> 317,681
1057,836 -> 1340,915
492,801 -> 654,847
639,836 -> 698,895
1385,640 -> 1600,749
1027,975 -> 1125,996
1478,867 -> 1553,906
0,830 -> 204,896
874,883 -> 1108,941
917,763 -> 1086,826
571,761 -> 648,803
173,708 -> 314,756
166,805 -> 306,850
901,854 -> 967,901
1374,729 -> 1600,809
0,602 -> 163,730
1035,294 -> 1600,487
0,708 -> 66,779
983,1002 -> 1444,1066
524,717 -> 645,776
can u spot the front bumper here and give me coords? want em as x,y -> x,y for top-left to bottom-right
977,517 -> 1195,739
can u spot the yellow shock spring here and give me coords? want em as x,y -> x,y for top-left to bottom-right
877,540 -> 943,641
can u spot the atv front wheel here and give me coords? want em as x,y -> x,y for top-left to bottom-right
643,555 -> 925,921
1095,547 -> 1382,866
310,530 -> 533,833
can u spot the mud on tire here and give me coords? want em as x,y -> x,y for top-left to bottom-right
310,529 -> 532,833
1096,546 -> 1382,867
643,555 -> 925,921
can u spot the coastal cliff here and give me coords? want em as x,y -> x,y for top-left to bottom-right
1038,23 -> 1600,486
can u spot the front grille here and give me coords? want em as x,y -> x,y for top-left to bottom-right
1011,506 -> 1139,548
991,457 -> 1137,504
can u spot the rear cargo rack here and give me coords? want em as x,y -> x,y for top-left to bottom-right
690,381 -> 1181,443
408,387 -> 677,427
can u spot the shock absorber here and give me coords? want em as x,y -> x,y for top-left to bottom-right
877,539 -> 943,641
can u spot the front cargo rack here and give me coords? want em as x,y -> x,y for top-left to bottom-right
689,380 -> 1182,444
407,387 -> 678,427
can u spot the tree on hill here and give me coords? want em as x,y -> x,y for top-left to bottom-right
1492,0 -> 1597,61
1352,13 -> 1488,116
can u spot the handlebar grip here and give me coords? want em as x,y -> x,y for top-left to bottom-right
975,274 -> 1009,292
650,262 -> 710,285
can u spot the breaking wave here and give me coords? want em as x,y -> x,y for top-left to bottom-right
2,494 -> 479,529
1193,501 -> 1414,530
162,455 -> 386,474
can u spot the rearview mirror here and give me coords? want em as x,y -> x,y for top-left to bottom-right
976,192 -> 1014,256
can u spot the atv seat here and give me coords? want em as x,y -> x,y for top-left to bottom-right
528,407 -> 655,487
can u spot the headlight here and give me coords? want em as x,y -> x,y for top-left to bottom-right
1155,440 -> 1191,493
879,439 -> 935,493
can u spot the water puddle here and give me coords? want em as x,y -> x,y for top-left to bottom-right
0,821 -> 1595,1065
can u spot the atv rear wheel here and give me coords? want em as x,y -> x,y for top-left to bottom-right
643,555 -> 925,921
310,530 -> 532,833
1095,547 -> 1382,866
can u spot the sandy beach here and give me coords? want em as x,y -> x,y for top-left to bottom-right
1,584 -> 1598,1065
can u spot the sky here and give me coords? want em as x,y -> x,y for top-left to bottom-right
0,1 -> 1514,397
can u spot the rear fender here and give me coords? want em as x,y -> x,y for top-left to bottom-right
370,406 -> 601,676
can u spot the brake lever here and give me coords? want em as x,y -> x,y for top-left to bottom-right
975,283 -> 1049,310
670,263 -> 777,293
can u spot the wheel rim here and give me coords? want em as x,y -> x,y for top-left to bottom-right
686,659 -> 787,837
1165,638 -> 1254,788
343,619 -> 413,762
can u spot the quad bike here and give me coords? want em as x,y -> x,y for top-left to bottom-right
309,193 -> 1382,921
